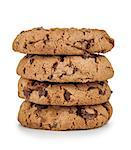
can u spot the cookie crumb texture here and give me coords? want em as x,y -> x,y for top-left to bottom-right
13,28 -> 114,55
18,101 -> 112,130
18,78 -> 111,106
17,55 -> 114,83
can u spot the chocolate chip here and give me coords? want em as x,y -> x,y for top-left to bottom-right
108,38 -> 114,46
102,103 -> 110,112
83,31 -> 85,35
111,90 -> 113,94
35,104 -> 48,110
30,58 -> 34,64
23,68 -> 26,74
52,62 -> 58,71
76,106 -> 97,119
64,90 -> 72,101
40,123 -> 42,127
23,88 -> 32,99
81,109 -> 97,119
82,52 -> 97,62
73,67 -> 78,74
85,39 -> 94,49
34,73 -> 36,76
76,106 -> 82,116
98,89 -> 104,95
28,41 -> 34,44
99,81 -> 104,86
31,80 -> 38,86
98,88 -> 106,95
30,80 -> 48,89
87,86 -> 96,91
59,56 -> 65,62
23,43 -> 27,49
48,75 -> 53,80
39,89 -> 48,97
89,54 -> 98,62
46,34 -> 49,40
43,34 -> 49,44
59,72 -> 66,78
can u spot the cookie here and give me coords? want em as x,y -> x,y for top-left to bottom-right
13,27 -> 114,55
18,101 -> 112,130
17,55 -> 114,83
18,78 -> 111,106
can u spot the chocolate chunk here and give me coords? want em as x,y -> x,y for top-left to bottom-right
30,80 -> 48,89
76,106 -> 82,116
52,62 -> 58,71
43,34 -> 50,44
108,38 -> 114,46
23,43 -> 27,49
59,56 -> 65,62
64,90 -> 72,101
98,88 -> 106,95
87,86 -> 96,91
48,75 -> 53,80
39,89 -> 48,97
59,72 -> 66,78
98,89 -> 104,95
30,80 -> 38,86
82,52 -> 97,62
28,41 -> 34,44
81,109 -> 97,119
35,104 -> 48,110
34,73 -> 37,76
76,106 -> 97,119
23,88 -> 32,99
30,58 -> 34,64
83,31 -> 85,35
73,67 -> 78,74
23,68 -> 26,74
46,34 -> 49,41
85,39 -> 94,49
40,123 -> 42,127
102,103 -> 110,113
99,81 -> 104,86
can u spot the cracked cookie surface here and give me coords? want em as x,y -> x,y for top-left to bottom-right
13,27 -> 114,55
18,101 -> 112,130
17,55 -> 114,83
18,78 -> 111,106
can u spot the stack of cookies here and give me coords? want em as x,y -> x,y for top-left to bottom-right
13,28 -> 114,130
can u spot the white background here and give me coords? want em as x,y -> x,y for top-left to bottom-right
0,0 -> 130,149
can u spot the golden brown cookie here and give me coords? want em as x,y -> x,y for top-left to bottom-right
13,27 -> 114,55
18,101 -> 112,130
17,55 -> 114,83
18,78 -> 111,106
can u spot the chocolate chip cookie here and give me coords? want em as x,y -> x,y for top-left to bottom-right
13,27 -> 114,55
17,55 -> 114,83
18,101 -> 112,130
18,78 -> 111,106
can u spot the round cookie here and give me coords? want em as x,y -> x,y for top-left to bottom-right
18,101 -> 112,130
17,54 -> 114,83
18,78 -> 111,106
13,27 -> 114,55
